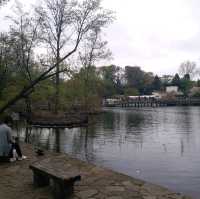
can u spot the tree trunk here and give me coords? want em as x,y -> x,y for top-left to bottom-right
55,61 -> 60,114
54,35 -> 61,114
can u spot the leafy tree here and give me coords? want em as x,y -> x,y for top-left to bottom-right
125,66 -> 144,90
115,74 -> 124,95
171,73 -> 181,87
197,80 -> 200,87
152,75 -> 162,91
179,75 -> 193,96
99,65 -> 121,97
124,87 -> 139,96
141,72 -> 154,94
64,66 -> 103,111
180,79 -> 192,96
183,74 -> 190,81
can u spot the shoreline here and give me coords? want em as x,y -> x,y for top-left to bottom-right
0,143 -> 192,199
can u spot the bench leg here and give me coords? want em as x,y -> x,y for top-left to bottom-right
53,179 -> 74,199
0,156 -> 9,162
33,171 -> 50,187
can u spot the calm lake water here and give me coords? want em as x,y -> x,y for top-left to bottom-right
17,107 -> 200,198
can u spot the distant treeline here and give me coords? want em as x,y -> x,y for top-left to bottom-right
1,62 -> 199,109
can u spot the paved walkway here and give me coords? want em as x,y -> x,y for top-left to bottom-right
0,143 -> 192,199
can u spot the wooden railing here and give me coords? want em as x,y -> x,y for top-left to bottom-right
104,97 -> 200,107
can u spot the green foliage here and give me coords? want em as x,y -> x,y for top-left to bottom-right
124,87 -> 139,96
171,73 -> 181,87
192,92 -> 200,97
197,80 -> 200,87
179,78 -> 193,96
152,75 -> 162,91
125,66 -> 144,89
183,74 -> 190,81
63,65 -> 103,109
31,80 -> 55,102
99,65 -> 121,97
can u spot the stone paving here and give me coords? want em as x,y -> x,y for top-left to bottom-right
0,143 -> 193,199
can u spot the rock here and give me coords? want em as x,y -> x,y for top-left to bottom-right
76,189 -> 98,199
132,178 -> 145,186
106,186 -> 125,192
122,181 -> 140,192
143,196 -> 157,199
107,197 -> 123,199
164,193 -> 183,199
141,183 -> 171,196
122,181 -> 133,187
90,167 -> 105,174
182,196 -> 193,199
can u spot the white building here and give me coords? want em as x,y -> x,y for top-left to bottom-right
166,86 -> 178,93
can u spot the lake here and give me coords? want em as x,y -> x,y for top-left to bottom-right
17,107 -> 200,198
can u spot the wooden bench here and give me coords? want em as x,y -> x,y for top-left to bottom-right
29,158 -> 81,199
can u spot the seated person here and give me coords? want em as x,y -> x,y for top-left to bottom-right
0,116 -> 26,162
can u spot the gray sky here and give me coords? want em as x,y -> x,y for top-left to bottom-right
102,0 -> 200,75
1,0 -> 200,76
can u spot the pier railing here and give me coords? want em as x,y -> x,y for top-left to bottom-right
104,97 -> 200,107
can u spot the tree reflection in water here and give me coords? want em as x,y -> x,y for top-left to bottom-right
13,107 -> 200,199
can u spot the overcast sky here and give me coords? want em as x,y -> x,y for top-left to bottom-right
1,0 -> 200,76
102,0 -> 200,75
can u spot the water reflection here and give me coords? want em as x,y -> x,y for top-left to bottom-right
15,107 -> 200,198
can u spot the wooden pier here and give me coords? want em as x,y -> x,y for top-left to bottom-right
104,97 -> 200,108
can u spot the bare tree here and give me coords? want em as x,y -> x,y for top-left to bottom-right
0,0 -> 114,114
179,60 -> 197,79
0,0 -> 9,7
5,3 -> 42,116
8,4 -> 41,82
35,0 -> 77,113
79,28 -> 112,69
78,27 -> 112,111
36,0 -> 113,113
0,33 -> 12,97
